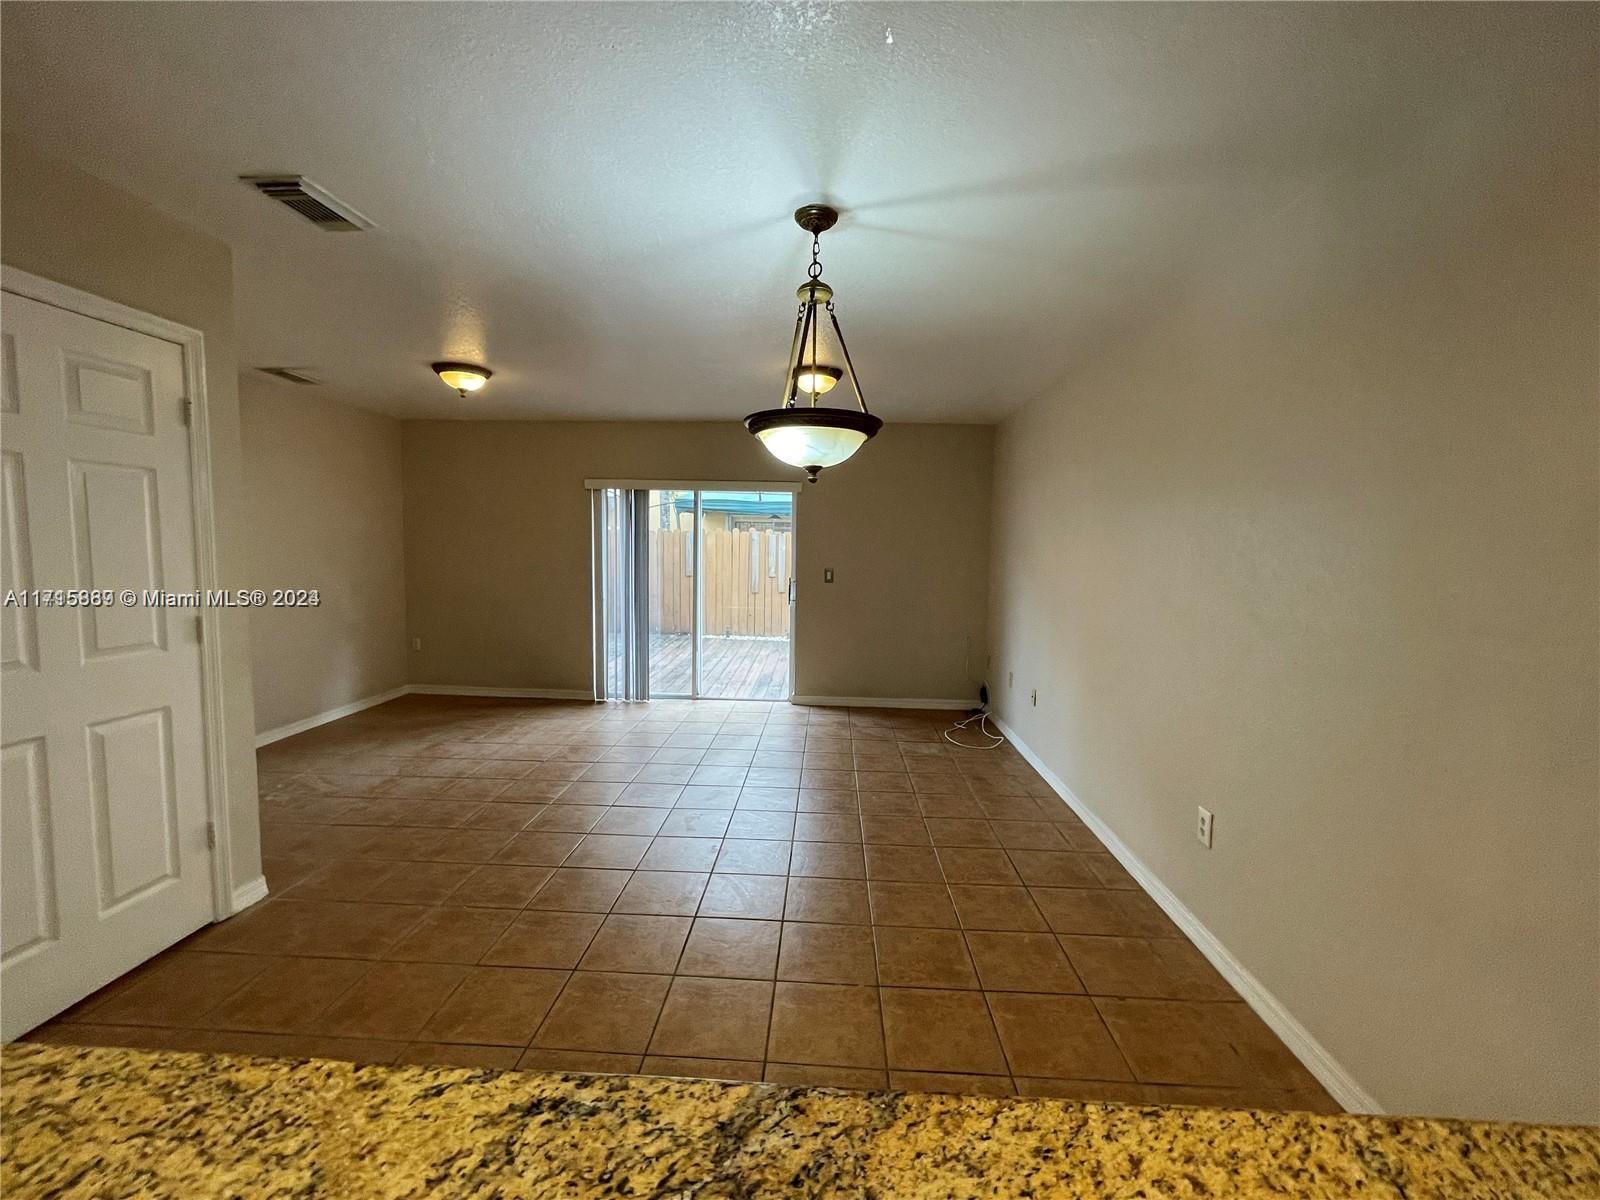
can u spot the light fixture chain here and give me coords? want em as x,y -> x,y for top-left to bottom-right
744,202 -> 880,483
782,300 -> 808,409
809,290 -> 821,408
827,301 -> 870,414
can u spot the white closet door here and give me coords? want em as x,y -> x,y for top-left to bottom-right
1,291 -> 214,1039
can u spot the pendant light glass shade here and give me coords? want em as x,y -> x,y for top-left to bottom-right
745,408 -> 882,480
793,365 -> 842,395
745,204 -> 883,482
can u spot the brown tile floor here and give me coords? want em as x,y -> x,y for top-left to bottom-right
24,696 -> 1337,1111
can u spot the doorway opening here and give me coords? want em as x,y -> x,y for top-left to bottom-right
593,485 -> 795,702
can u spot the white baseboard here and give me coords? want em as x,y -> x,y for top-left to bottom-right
407,684 -> 594,701
230,875 -> 269,915
992,714 -> 1382,1115
790,695 -> 973,710
254,686 -> 410,747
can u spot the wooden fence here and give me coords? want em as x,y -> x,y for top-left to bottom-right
650,528 -> 792,637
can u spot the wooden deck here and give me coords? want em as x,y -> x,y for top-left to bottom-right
643,632 -> 790,700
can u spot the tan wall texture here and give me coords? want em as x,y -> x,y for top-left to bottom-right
401,421 -> 992,703
1,138 -> 263,888
986,41 -> 1598,1123
240,380 -> 407,733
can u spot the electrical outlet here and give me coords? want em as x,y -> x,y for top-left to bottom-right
1030,688 -> 1037,707
1197,806 -> 1214,848
823,568 -> 834,583
411,637 -> 422,652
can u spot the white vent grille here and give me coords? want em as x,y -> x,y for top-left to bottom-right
255,366 -> 320,385
240,175 -> 371,231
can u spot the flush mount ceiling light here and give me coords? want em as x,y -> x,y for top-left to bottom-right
432,361 -> 492,397
745,204 -> 882,483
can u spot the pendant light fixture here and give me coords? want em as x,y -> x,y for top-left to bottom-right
745,204 -> 882,482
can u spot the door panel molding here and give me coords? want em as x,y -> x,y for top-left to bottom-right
1,449 -> 40,672
0,736 -> 58,964
67,458 -> 169,659
86,706 -> 180,911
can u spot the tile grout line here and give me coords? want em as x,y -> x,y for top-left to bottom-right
929,815 -> 1020,1097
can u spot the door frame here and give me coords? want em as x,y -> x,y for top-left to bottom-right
691,489 -> 703,698
2,265 -> 237,922
787,497 -> 799,701
584,478 -> 800,703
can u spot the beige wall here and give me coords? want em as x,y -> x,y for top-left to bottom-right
987,58 -> 1598,1121
1,139 -> 263,891
240,379 -> 407,733
402,421 -> 991,702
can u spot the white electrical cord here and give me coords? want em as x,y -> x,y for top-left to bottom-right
943,708 -> 1006,750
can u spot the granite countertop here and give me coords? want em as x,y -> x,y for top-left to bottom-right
2,1042 -> 1595,1199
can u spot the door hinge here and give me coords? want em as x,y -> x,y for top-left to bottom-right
180,397 -> 193,426
205,822 -> 217,850
196,615 -> 204,643
788,579 -> 797,603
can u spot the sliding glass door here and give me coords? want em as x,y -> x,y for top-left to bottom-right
695,491 -> 794,700
597,486 -> 794,701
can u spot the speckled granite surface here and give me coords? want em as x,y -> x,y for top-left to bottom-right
3,1042 -> 1596,1199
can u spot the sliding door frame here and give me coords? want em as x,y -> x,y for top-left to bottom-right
585,478 -> 801,704
788,498 -> 799,701
691,490 -> 703,698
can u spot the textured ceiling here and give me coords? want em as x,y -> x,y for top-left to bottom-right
0,2 -> 1555,421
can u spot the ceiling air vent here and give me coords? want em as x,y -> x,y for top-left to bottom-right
255,366 -> 321,385
240,175 -> 372,231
